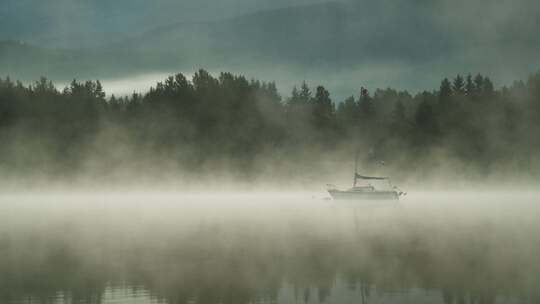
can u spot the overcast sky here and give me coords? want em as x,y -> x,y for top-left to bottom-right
1,0 -> 540,98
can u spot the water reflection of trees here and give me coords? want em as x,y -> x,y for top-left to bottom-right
1,213 -> 539,304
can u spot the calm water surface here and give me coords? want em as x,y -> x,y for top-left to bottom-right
0,192 -> 539,304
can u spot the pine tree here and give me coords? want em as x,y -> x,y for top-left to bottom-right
95,80 -> 106,101
474,74 -> 484,93
439,78 -> 452,100
299,81 -> 312,104
358,87 -> 375,121
287,86 -> 300,106
483,77 -> 495,97
312,85 -> 334,129
465,74 -> 475,96
336,96 -> 359,130
452,75 -> 465,95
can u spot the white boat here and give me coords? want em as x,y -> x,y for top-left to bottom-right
327,177 -> 401,201
327,155 -> 404,202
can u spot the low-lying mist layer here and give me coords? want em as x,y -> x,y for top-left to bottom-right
0,192 -> 539,303
1,70 -> 540,188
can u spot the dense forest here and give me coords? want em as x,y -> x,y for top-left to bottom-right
1,70 -> 540,184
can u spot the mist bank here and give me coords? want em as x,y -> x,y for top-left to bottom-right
1,69 -> 540,188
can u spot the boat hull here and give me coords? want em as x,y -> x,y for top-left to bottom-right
328,190 -> 399,201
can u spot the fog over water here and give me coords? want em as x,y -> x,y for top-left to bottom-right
1,191 -> 539,304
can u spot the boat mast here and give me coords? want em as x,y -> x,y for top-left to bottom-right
353,150 -> 359,187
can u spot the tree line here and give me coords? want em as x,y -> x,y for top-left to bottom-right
1,70 -> 539,181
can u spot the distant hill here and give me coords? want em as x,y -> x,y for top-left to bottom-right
114,1 -> 452,66
114,0 -> 540,66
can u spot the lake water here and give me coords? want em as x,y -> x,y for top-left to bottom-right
1,191 -> 539,304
